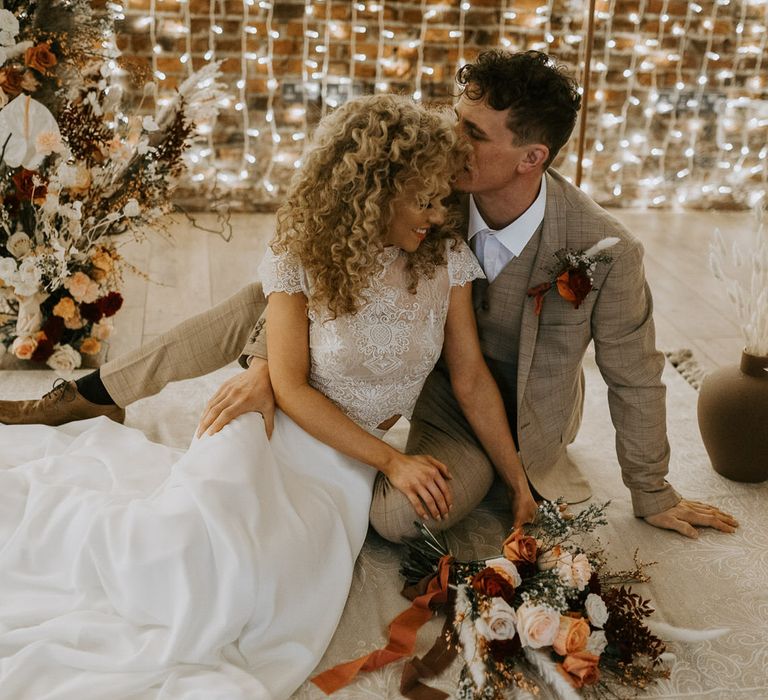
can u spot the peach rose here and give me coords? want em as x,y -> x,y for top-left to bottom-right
91,321 -> 113,340
79,337 -> 101,355
502,528 -> 539,564
487,556 -> 522,588
91,248 -> 114,273
64,271 -> 100,304
52,296 -> 77,320
515,602 -> 559,649
553,615 -> 590,656
557,552 -> 592,591
11,335 -> 37,359
64,310 -> 85,330
559,651 -> 600,688
25,42 -> 58,75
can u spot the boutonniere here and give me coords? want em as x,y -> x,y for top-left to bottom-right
527,237 -> 620,315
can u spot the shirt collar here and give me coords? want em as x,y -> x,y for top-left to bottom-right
467,176 -> 547,256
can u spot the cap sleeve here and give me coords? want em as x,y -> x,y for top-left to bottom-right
258,247 -> 306,296
447,238 -> 485,287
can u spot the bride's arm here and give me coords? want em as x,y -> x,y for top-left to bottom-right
442,282 -> 538,527
266,290 -> 453,521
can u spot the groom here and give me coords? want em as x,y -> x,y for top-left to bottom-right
1,50 -> 736,541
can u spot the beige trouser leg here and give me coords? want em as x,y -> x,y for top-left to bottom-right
101,283 -> 266,407
369,365 -> 496,543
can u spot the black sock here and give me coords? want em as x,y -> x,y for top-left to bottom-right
75,369 -> 116,406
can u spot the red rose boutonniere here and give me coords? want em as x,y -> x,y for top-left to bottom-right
527,237 -> 620,315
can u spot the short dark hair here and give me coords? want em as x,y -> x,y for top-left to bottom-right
456,50 -> 581,169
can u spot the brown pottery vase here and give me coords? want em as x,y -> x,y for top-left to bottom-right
697,350 -> 768,483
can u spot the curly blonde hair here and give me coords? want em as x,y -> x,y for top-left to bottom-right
271,94 -> 468,317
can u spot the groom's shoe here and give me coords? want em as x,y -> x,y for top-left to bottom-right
0,380 -> 126,426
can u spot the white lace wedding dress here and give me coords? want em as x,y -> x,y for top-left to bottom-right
0,240 -> 483,699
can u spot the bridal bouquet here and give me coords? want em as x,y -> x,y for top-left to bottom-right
0,0 -> 225,371
399,500 -> 671,699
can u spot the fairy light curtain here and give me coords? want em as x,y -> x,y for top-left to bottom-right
116,0 -> 768,210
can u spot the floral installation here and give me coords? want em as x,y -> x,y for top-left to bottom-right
527,238 -> 620,316
709,195 -> 768,357
395,500 -> 672,699
0,0 -> 225,372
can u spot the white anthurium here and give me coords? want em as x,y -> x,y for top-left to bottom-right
0,95 -> 62,170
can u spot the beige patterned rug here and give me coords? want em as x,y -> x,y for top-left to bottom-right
1,349 -> 765,699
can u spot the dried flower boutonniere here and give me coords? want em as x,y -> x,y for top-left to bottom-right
527,237 -> 620,315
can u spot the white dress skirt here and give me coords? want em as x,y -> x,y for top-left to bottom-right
0,410 -> 377,699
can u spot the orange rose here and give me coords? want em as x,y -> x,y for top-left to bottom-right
553,615 -> 590,656
556,269 -> 592,309
0,67 -> 24,97
52,297 -> 77,321
559,651 -> 600,688
25,42 -> 58,75
502,528 -> 538,564
80,337 -> 102,355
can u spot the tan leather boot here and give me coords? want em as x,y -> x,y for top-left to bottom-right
0,380 -> 126,426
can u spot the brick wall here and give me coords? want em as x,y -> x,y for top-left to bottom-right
116,0 -> 768,210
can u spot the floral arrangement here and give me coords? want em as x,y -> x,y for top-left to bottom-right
0,0 -> 225,372
709,196 -> 768,357
527,238 -> 619,316
398,500 -> 671,699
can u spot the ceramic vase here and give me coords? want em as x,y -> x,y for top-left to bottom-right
697,350 -> 768,483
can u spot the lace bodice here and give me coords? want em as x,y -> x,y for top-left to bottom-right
258,239 -> 484,430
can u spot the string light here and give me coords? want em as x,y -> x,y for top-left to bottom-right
126,0 -> 768,208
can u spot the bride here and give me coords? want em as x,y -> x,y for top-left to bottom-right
0,95 -> 537,698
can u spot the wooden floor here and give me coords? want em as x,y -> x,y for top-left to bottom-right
110,209 -> 752,372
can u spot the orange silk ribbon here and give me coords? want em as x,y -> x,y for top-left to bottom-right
311,555 -> 454,695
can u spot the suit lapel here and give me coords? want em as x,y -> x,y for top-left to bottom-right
516,171 -> 568,408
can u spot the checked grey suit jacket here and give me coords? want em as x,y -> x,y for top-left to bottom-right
490,170 -> 679,517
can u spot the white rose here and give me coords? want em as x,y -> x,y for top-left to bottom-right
14,294 -> 45,336
585,593 -> 609,628
123,198 -> 141,217
0,10 -> 19,38
7,231 -> 32,258
515,602 -> 560,649
0,256 -> 17,283
487,556 -> 522,588
46,344 -> 82,375
13,257 -> 42,297
586,630 -> 608,656
475,598 -> 517,641
537,545 -> 566,571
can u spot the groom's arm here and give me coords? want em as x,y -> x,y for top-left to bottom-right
592,237 -> 737,537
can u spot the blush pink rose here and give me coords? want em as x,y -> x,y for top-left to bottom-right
515,602 -> 560,649
11,335 -> 38,359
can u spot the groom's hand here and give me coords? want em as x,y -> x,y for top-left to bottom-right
643,499 -> 739,538
196,358 -> 276,438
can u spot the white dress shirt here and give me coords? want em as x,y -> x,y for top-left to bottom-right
468,177 -> 547,283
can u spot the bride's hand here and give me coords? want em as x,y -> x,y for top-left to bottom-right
382,453 -> 453,521
197,358 -> 276,438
